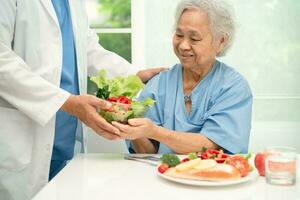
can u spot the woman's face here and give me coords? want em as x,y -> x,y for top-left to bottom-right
173,9 -> 224,70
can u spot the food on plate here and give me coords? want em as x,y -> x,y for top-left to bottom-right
254,152 -> 266,176
158,149 -> 252,182
165,162 -> 241,181
160,153 -> 181,167
88,70 -> 155,123
226,154 -> 251,177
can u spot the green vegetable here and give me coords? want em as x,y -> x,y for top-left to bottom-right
89,69 -> 155,122
201,146 -> 207,152
90,69 -> 144,99
99,109 -> 133,123
245,153 -> 252,160
160,153 -> 181,167
87,76 -> 99,95
96,85 -> 110,99
129,97 -> 155,118
188,152 -> 198,160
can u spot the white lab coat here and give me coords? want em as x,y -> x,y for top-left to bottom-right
0,0 -> 137,199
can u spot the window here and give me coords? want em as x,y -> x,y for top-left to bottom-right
86,0 -> 132,63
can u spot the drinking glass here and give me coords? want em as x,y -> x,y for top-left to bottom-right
265,146 -> 297,186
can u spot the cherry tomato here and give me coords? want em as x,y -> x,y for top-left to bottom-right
221,153 -> 229,159
201,152 -> 208,159
215,158 -> 226,163
208,149 -> 220,155
227,155 -> 251,177
158,163 -> 169,174
181,158 -> 190,163
117,96 -> 131,104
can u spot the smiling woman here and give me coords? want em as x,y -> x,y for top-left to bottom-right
138,0 -> 300,154
112,0 -> 253,155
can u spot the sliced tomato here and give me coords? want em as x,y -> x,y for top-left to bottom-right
215,158 -> 226,163
201,152 -> 208,159
117,96 -> 131,104
208,149 -> 220,155
220,153 -> 230,159
108,96 -> 131,104
227,155 -> 251,177
181,158 -> 190,163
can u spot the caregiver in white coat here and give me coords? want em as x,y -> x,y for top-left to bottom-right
0,1 -> 161,199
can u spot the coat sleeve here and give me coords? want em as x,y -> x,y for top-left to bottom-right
0,0 -> 70,126
86,28 -> 140,77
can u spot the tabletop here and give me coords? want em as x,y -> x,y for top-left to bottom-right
33,154 -> 300,200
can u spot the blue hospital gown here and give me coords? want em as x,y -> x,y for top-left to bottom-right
132,60 -> 252,154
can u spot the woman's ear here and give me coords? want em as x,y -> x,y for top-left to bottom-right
216,35 -> 228,54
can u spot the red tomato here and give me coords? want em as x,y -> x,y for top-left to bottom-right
227,155 -> 251,177
117,96 -> 131,104
201,152 -> 208,159
107,97 -> 118,102
208,149 -> 220,155
254,152 -> 265,176
215,158 -> 226,163
158,163 -> 169,174
181,158 -> 190,163
221,153 -> 229,159
108,96 -> 131,104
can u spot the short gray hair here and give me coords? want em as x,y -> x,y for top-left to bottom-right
174,0 -> 236,57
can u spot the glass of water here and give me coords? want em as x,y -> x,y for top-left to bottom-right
265,146 -> 297,186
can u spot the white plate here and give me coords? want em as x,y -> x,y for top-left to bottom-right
157,169 -> 259,186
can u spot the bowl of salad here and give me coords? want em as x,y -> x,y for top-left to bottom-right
88,70 -> 155,123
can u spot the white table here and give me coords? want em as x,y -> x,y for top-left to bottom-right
33,154 -> 300,200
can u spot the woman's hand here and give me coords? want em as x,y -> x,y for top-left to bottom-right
61,95 -> 121,140
112,118 -> 158,140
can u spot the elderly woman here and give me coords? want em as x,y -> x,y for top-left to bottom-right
112,0 -> 252,154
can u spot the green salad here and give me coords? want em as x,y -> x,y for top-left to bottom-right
88,70 -> 155,123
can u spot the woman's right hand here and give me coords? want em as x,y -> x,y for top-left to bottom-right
61,95 -> 121,140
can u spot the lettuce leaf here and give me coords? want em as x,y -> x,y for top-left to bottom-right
90,69 -> 144,99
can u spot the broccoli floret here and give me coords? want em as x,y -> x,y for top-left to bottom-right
160,153 -> 180,167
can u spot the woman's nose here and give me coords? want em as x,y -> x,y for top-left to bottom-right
178,39 -> 191,50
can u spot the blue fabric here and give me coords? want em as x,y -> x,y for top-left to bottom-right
130,60 -> 252,154
48,160 -> 67,181
51,0 -> 79,162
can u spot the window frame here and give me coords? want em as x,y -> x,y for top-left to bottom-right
87,0 -> 145,69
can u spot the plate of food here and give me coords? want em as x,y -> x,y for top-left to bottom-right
157,149 -> 259,186
88,70 -> 155,123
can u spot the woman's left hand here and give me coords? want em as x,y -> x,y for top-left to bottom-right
111,118 -> 158,140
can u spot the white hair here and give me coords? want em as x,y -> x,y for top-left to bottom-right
174,0 -> 236,57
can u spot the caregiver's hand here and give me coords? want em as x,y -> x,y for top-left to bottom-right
61,95 -> 121,140
137,67 -> 168,83
112,118 -> 158,140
